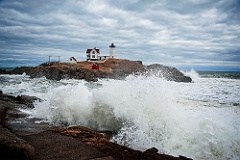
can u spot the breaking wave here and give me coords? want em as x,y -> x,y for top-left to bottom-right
31,74 -> 240,160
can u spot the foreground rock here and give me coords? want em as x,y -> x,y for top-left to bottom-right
56,126 -> 192,160
0,92 -> 39,126
0,92 -> 36,159
4,59 -> 192,82
0,91 -> 192,160
20,130 -> 111,160
0,125 -> 35,160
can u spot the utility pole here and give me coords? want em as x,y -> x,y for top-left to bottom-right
57,56 -> 61,63
48,56 -> 52,65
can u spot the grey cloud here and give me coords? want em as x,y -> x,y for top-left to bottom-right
0,0 -> 239,70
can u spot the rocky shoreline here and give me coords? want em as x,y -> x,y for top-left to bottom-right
0,59 -> 192,82
0,91 -> 192,160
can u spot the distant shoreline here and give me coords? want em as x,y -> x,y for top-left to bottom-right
0,67 -> 15,70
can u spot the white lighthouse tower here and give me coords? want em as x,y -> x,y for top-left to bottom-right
109,43 -> 116,58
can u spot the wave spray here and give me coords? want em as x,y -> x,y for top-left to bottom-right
31,74 -> 240,160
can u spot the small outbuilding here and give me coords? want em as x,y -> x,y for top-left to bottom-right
67,57 -> 77,64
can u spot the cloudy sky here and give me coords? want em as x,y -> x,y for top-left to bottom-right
0,0 -> 240,71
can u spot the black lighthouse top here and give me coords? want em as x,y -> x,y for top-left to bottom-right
109,43 -> 116,48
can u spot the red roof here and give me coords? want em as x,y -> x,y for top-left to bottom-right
86,48 -> 100,54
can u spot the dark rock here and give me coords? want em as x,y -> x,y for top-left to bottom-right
58,126 -> 190,160
112,60 -> 145,77
16,95 -> 40,108
179,155 -> 193,160
0,94 -> 19,109
144,147 -> 159,154
233,103 -> 239,106
0,93 -> 39,109
0,93 -> 36,159
0,107 -> 8,127
146,64 -> 192,82
20,130 -> 108,160
0,93 -> 39,128
0,69 -> 9,74
11,66 -> 35,75
0,125 -> 35,160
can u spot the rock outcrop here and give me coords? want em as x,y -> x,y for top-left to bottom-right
0,125 -> 35,160
0,92 -> 39,109
0,69 -> 8,74
0,91 -> 36,159
2,59 -> 192,82
146,64 -> 192,82
57,126 -> 192,160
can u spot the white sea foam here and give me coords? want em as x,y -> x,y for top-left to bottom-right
1,73 -> 240,159
183,68 -> 201,82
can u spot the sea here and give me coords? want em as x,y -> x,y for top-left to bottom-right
0,70 -> 239,160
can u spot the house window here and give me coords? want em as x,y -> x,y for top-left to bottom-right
92,51 -> 96,59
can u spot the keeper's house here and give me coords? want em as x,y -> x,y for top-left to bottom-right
86,47 -> 100,61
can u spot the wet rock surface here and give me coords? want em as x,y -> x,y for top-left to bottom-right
20,130 -> 110,160
0,91 -> 192,160
2,59 -> 192,82
57,126 -> 192,160
0,92 -> 36,159
0,125 -> 35,160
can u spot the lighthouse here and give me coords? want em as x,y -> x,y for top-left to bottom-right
109,43 -> 116,58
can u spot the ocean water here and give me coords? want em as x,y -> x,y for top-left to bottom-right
0,70 -> 239,160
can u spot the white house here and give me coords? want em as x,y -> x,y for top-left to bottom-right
86,47 -> 100,61
67,57 -> 77,64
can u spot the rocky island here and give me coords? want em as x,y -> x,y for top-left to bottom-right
3,58 -> 192,82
